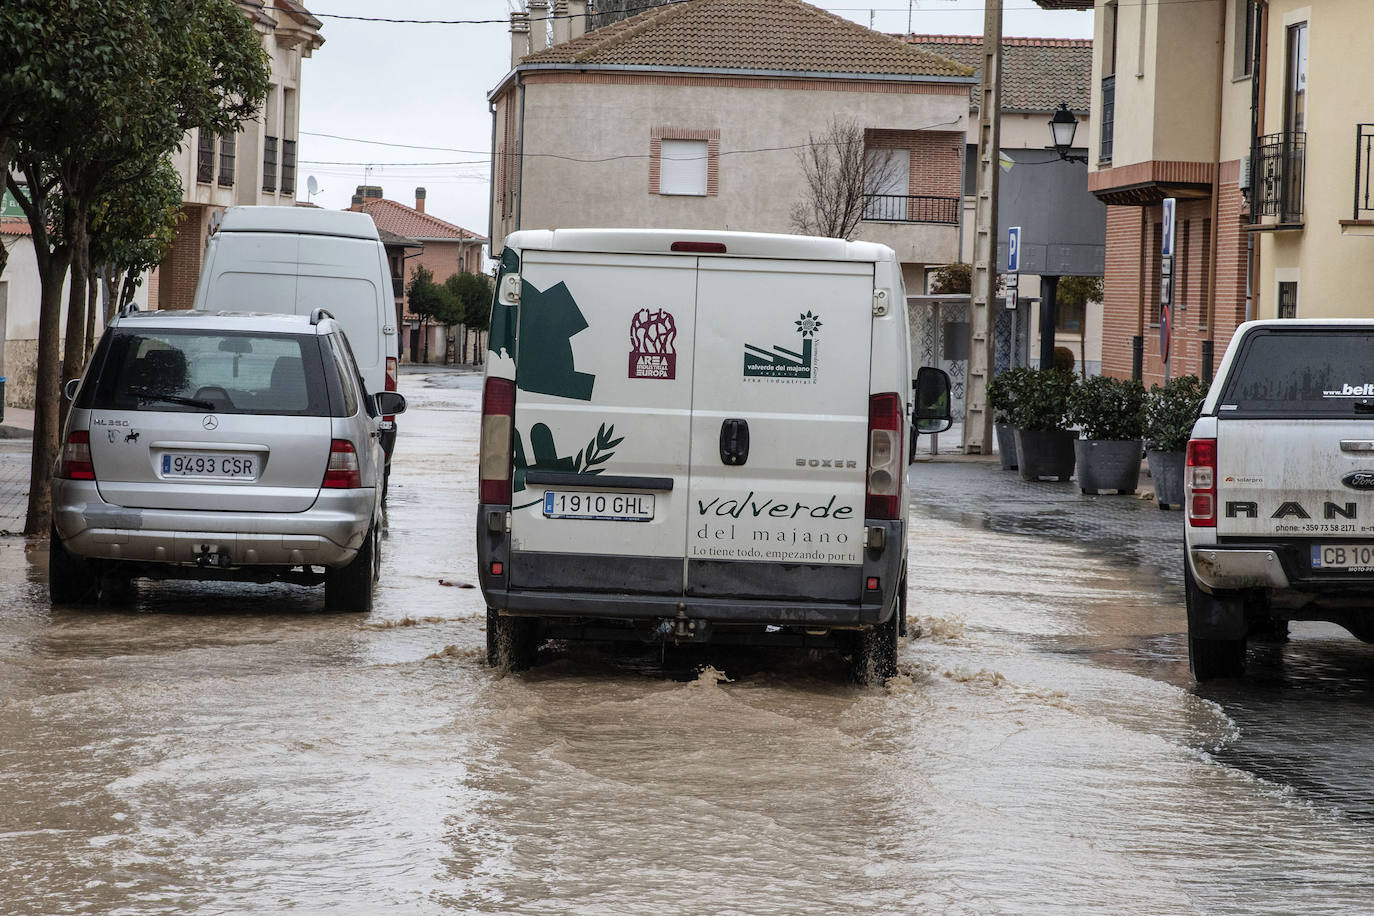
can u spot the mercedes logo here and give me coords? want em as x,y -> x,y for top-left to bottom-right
202,415 -> 219,430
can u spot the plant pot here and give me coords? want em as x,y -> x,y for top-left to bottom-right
1013,428 -> 1076,482
1074,439 -> 1143,495
1148,449 -> 1186,510
995,422 -> 1018,470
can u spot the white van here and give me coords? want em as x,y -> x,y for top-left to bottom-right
192,206 -> 401,467
475,229 -> 951,681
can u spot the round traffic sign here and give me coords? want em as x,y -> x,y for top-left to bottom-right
1160,304 -> 1171,363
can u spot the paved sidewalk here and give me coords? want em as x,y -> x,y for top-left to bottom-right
0,406 -> 32,535
907,454 -> 1185,587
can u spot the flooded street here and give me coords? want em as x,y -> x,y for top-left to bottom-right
4,368 -> 1374,914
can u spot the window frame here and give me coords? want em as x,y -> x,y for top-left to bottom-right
649,128 -> 719,197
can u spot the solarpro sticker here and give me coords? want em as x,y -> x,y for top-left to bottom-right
628,308 -> 677,380
743,311 -> 822,382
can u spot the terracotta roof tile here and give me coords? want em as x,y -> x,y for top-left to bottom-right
0,218 -> 31,237
522,0 -> 973,78
357,198 -> 487,243
903,34 -> 1091,112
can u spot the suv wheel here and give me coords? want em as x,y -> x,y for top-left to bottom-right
851,582 -> 902,685
486,606 -> 538,671
49,525 -> 99,605
325,522 -> 376,613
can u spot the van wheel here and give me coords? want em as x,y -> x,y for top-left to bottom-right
325,523 -> 376,613
486,606 -> 538,671
851,607 -> 899,685
49,525 -> 98,605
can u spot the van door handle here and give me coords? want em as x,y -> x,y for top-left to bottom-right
720,418 -> 750,466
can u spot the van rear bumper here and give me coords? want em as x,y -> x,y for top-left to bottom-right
490,590 -> 888,627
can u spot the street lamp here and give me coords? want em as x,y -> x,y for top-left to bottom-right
1049,103 -> 1088,164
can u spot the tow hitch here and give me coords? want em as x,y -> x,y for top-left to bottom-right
194,544 -> 232,569
651,609 -> 711,643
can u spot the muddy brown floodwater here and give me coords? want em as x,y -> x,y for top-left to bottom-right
3,368 -> 1374,914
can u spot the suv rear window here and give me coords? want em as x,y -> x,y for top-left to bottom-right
1218,328 -> 1374,418
85,328 -> 333,416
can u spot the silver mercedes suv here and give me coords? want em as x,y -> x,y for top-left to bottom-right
50,309 -> 406,611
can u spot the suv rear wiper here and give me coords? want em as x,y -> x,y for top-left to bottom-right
1356,400 -> 1374,414
126,387 -> 215,410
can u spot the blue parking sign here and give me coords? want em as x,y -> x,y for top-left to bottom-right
1161,199 -> 1176,257
1007,226 -> 1021,273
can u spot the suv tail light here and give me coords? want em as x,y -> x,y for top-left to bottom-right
480,377 -> 516,505
1186,437 -> 1217,527
57,430 -> 94,480
866,393 -> 903,519
384,356 -> 399,421
322,439 -> 362,488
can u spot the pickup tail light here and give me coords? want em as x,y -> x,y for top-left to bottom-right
1186,437 -> 1217,527
57,430 -> 95,480
384,356 -> 398,422
322,439 -> 362,488
480,377 -> 516,505
866,393 -> 903,519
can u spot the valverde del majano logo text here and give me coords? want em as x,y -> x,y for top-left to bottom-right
743,311 -> 821,381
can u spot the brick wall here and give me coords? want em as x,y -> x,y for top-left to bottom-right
866,129 -> 963,200
156,204 -> 205,311
1100,166 -> 1249,385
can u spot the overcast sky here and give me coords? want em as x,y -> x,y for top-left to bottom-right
298,0 -> 1093,243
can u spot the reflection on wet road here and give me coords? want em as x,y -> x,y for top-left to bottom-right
2,369 -> 1373,914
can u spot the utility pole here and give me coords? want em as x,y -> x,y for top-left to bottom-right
962,0 -> 1003,455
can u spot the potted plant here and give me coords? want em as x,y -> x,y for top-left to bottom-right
1144,374 -> 1207,510
986,366 -> 1028,471
1066,374 -> 1147,494
1007,368 -> 1077,481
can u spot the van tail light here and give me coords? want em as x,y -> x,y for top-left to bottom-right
866,393 -> 903,519
480,377 -> 516,505
1186,437 -> 1217,527
384,356 -> 398,421
57,430 -> 95,480
322,439 -> 362,488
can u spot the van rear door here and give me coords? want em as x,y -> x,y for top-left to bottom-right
507,250 -> 697,595
296,235 -> 387,390
686,257 -> 872,600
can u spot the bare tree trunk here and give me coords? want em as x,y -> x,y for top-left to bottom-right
85,272 -> 98,364
60,212 -> 90,434
26,246 -> 72,535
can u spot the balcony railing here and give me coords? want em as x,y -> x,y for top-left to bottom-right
263,136 -> 278,193
1355,124 -> 1374,220
196,132 -> 215,184
392,276 -> 404,299
1099,75 -> 1115,162
281,139 -> 297,196
860,194 -> 960,225
1254,131 -> 1305,223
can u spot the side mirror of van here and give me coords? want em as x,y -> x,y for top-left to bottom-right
374,391 -> 407,416
63,378 -> 81,402
912,366 -> 953,436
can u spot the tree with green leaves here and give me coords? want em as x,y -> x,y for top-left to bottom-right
2,0 -> 269,534
444,270 -> 494,362
407,265 -> 462,362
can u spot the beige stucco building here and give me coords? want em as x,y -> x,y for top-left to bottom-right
1052,0 -> 1374,383
488,0 -> 976,294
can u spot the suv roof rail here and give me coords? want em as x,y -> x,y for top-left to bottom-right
310,308 -> 336,326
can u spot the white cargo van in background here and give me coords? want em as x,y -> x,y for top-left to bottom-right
192,206 -> 401,472
475,229 -> 951,682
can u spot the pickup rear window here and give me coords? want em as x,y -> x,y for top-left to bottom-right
1218,328 -> 1374,418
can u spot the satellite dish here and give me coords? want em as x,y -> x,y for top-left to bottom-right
306,175 -> 319,198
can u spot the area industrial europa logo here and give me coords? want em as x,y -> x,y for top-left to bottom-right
628,308 -> 677,380
743,311 -> 822,381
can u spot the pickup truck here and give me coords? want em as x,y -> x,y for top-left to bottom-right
1184,319 -> 1374,680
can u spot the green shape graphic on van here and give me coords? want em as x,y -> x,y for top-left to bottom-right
744,311 -> 822,380
516,280 -> 596,401
487,247 -> 520,360
513,422 -> 624,498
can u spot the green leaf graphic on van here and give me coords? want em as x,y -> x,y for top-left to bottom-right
512,422 -> 623,496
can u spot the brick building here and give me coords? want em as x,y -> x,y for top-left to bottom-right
349,186 -> 487,363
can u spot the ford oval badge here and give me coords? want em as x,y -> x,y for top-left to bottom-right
1342,471 -> 1374,490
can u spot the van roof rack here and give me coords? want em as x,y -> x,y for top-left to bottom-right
310,308 -> 336,326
